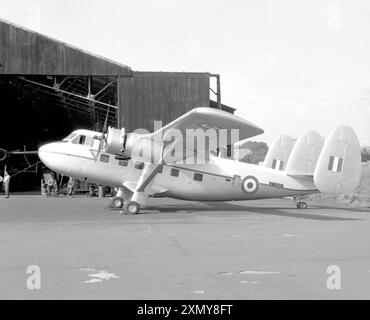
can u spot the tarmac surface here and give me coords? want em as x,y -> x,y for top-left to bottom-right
0,195 -> 369,300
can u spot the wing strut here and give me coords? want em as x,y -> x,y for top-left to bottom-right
122,140 -> 177,214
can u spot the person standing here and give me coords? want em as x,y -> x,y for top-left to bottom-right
3,171 -> 10,198
67,177 -> 75,197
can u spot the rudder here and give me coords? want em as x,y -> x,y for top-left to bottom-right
263,135 -> 295,170
285,130 -> 324,175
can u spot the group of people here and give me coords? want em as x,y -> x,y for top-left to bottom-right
1,171 -> 75,198
42,176 -> 75,197
0,171 -> 11,198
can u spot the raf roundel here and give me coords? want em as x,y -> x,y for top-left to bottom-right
241,176 -> 259,194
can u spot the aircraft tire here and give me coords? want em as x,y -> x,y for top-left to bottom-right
124,201 -> 140,215
112,197 -> 124,209
297,202 -> 308,209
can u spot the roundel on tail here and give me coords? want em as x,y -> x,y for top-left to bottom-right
241,176 -> 259,194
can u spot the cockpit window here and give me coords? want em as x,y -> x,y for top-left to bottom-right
63,133 -> 76,142
64,132 -> 95,146
71,135 -> 86,145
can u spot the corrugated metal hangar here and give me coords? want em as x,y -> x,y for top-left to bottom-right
0,18 -> 235,191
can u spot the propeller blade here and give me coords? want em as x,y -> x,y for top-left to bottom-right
93,107 -> 111,162
102,107 -> 110,134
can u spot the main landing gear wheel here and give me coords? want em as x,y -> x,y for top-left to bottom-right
123,201 -> 140,215
297,202 -> 308,209
111,197 -> 124,209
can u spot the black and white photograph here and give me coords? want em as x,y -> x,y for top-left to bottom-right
0,0 -> 369,307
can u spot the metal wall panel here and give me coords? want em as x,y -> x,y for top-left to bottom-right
119,72 -> 210,132
0,19 -> 131,76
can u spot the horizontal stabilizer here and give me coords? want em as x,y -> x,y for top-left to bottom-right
313,126 -> 361,194
287,173 -> 314,179
263,135 -> 295,170
286,130 -> 324,176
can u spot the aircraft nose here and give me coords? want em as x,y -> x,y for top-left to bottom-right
38,143 -> 58,169
38,143 -> 51,157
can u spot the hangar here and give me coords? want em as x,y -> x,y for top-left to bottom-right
0,18 -> 234,191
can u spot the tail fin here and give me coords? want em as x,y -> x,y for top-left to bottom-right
263,135 -> 295,170
314,126 -> 361,194
285,130 -> 324,176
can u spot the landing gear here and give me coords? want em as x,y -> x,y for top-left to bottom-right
111,196 -> 124,209
296,202 -> 308,209
292,196 -> 308,209
123,201 -> 140,215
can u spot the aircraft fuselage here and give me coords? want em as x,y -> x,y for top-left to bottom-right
38,141 -> 318,202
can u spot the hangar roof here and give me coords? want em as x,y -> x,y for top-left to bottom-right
0,18 -> 132,76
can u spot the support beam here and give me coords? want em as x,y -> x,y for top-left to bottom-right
19,77 -> 118,110
117,76 -> 121,128
210,74 -> 221,109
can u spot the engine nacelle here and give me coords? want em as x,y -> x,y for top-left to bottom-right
103,127 -> 126,155
102,128 -> 168,163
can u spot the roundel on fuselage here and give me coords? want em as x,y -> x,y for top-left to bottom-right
241,176 -> 259,194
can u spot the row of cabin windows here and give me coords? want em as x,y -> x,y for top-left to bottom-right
74,139 -> 207,184
132,163 -> 203,182
109,156 -> 204,182
169,169 -> 203,182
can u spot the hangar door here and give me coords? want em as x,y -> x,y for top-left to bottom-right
119,72 -> 210,132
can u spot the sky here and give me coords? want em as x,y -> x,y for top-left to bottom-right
1,0 -> 369,145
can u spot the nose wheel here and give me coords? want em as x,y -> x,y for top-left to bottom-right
108,196 -> 125,209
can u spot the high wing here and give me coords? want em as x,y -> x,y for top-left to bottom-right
122,108 -> 264,207
153,107 -> 263,141
143,107 -> 264,164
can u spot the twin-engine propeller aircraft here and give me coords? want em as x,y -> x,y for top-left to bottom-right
37,107 -> 362,215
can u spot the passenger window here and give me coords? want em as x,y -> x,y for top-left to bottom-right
194,173 -> 203,182
170,168 -> 179,177
272,159 -> 277,169
119,160 -> 128,167
135,162 -> 144,170
100,154 -> 110,163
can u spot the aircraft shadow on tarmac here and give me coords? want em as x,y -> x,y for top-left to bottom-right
144,201 -> 363,221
